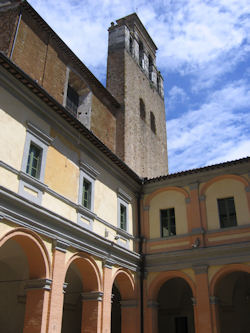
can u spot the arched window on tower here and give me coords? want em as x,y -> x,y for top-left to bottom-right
150,111 -> 156,134
148,55 -> 153,81
140,98 -> 146,120
139,41 -> 144,68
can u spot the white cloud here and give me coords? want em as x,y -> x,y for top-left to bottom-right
167,86 -> 188,110
167,80 -> 250,172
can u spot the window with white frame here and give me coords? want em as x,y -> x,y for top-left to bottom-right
77,161 -> 99,230
117,188 -> 131,232
19,121 -> 53,203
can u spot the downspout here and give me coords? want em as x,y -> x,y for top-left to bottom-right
10,9 -> 22,59
138,179 -> 145,333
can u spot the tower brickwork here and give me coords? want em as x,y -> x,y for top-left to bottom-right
107,14 -> 168,178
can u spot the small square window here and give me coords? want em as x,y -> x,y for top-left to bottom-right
82,178 -> 92,209
161,208 -> 176,237
120,204 -> 127,230
26,143 -> 42,179
217,197 -> 237,228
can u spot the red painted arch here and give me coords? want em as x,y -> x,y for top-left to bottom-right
0,228 -> 51,279
65,252 -> 102,292
112,268 -> 135,300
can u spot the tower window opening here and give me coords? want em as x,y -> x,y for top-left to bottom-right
157,75 -> 160,92
148,55 -> 153,80
150,111 -> 156,134
139,41 -> 144,68
66,85 -> 79,116
140,98 -> 146,120
129,36 -> 133,54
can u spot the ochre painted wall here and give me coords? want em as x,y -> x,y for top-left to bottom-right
205,178 -> 249,230
149,190 -> 188,238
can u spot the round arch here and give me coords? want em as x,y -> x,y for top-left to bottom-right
210,264 -> 250,296
148,270 -> 196,301
64,252 -> 101,292
145,186 -> 190,207
200,174 -> 249,197
112,268 -> 135,300
0,228 -> 51,279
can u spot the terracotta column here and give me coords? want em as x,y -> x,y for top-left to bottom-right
193,265 -> 213,333
23,278 -> 51,333
210,296 -> 220,333
81,291 -> 103,333
47,240 -> 68,333
146,300 -> 158,333
101,261 -> 113,333
120,299 -> 137,333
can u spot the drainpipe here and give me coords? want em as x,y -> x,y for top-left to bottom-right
10,9 -> 22,59
137,179 -> 145,333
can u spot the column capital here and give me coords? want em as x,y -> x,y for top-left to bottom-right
120,299 -> 137,308
191,297 -> 197,306
245,186 -> 250,192
210,296 -> 219,305
199,195 -> 206,201
193,264 -> 208,274
25,278 -> 52,291
185,197 -> 191,204
143,205 -> 150,211
63,282 -> 68,294
81,291 -> 103,301
189,183 -> 199,190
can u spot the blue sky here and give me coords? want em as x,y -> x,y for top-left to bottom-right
28,0 -> 250,173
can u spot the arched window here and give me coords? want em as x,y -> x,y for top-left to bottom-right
140,98 -> 145,120
150,111 -> 156,133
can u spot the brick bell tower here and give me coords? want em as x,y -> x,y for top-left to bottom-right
106,13 -> 168,178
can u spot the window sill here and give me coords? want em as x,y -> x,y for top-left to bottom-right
18,171 -> 48,204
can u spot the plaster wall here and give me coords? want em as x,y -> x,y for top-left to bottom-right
205,179 -> 249,230
149,190 -> 188,238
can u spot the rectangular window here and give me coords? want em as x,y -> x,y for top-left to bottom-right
161,208 -> 176,237
82,178 -> 92,209
120,204 -> 127,230
66,85 -> 79,116
26,143 -> 42,179
217,197 -> 237,228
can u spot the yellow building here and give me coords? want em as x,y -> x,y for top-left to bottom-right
0,1 -> 249,333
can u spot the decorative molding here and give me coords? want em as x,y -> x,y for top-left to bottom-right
77,204 -> 96,220
53,239 -> 69,253
81,291 -> 103,301
117,187 -> 132,203
147,300 -> 158,308
0,186 -> 140,271
102,259 -> 113,269
0,160 -> 19,175
245,186 -> 250,193
192,264 -> 208,274
210,296 -> 219,305
63,282 -> 68,294
19,171 -> 48,192
199,195 -> 206,201
25,278 -> 52,291
191,228 -> 205,235
26,121 -> 53,146
120,299 -> 137,308
79,160 -> 100,179
189,183 -> 198,190
191,297 -> 197,306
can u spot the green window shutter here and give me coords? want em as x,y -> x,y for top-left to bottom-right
217,197 -> 237,228
26,143 -> 42,179
120,204 -> 127,230
82,179 -> 91,209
